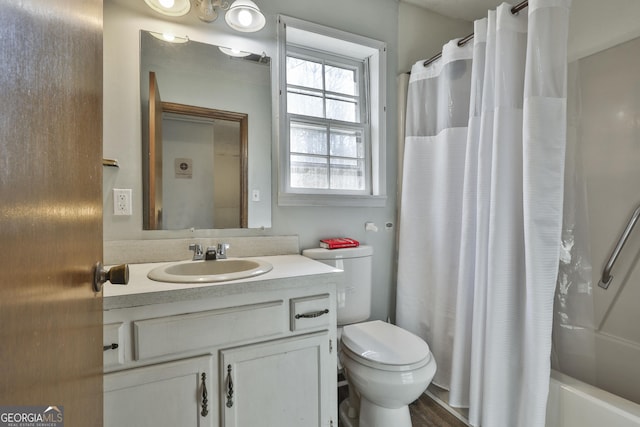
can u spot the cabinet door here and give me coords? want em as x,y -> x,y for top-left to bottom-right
221,331 -> 335,427
104,355 -> 214,427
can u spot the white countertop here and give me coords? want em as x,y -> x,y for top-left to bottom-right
103,255 -> 342,310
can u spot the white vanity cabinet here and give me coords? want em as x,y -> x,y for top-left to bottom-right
103,262 -> 338,427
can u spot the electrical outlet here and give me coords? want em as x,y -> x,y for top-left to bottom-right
113,189 -> 132,216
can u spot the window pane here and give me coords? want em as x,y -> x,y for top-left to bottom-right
286,57 -> 323,89
287,92 -> 324,117
326,98 -> 357,122
326,65 -> 357,96
330,158 -> 365,190
290,122 -> 327,155
330,128 -> 363,158
290,155 -> 328,189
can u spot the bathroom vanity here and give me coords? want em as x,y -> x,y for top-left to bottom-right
102,254 -> 340,427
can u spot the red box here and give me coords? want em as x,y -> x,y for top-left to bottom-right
319,237 -> 360,249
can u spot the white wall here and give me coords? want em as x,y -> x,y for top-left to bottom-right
162,118 -> 216,229
104,0 -> 401,321
103,0 -> 640,327
102,0 -> 521,322
104,0 -> 271,236
571,36 -> 640,404
568,0 -> 640,62
398,2 -> 472,74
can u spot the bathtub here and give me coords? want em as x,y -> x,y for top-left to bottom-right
545,370 -> 640,427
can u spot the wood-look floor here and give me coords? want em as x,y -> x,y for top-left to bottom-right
408,394 -> 469,427
338,385 -> 468,427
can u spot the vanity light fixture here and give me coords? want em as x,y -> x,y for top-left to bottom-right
144,0 -> 266,33
144,0 -> 191,17
194,0 -> 228,23
224,0 -> 266,32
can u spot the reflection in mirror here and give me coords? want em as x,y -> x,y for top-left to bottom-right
148,90 -> 248,229
140,30 -> 271,230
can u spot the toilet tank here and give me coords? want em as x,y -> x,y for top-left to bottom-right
302,245 -> 373,326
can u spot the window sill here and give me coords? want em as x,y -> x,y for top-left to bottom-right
278,192 -> 387,207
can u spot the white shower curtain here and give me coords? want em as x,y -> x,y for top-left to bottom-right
396,1 -> 572,426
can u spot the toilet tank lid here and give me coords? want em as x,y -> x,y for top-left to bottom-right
341,320 -> 430,366
302,245 -> 373,260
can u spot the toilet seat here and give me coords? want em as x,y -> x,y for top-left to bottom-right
341,320 -> 432,372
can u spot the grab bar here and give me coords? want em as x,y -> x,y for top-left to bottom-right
599,203 -> 640,289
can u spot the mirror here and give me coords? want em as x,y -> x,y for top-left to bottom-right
140,30 -> 271,230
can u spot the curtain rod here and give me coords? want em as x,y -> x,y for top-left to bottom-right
420,0 -> 529,69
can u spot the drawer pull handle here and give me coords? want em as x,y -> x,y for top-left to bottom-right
226,365 -> 234,408
201,373 -> 208,417
103,343 -> 119,351
295,309 -> 329,319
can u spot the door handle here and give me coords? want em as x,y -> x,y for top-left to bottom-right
93,262 -> 129,292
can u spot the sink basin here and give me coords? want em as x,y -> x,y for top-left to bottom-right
147,258 -> 273,283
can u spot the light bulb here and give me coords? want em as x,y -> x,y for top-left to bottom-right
162,33 -> 176,42
237,9 -> 253,27
159,0 -> 175,8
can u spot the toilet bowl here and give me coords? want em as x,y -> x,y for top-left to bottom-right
301,246 -> 437,427
338,320 -> 436,427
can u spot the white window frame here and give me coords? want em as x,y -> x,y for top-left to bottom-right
277,15 -> 387,207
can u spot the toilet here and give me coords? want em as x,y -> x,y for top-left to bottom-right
303,246 -> 436,427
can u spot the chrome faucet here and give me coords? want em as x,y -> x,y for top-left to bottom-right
205,243 -> 230,260
188,243 -> 205,261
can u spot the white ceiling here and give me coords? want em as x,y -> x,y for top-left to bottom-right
401,0 -> 507,21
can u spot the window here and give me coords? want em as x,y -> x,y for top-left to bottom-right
277,16 -> 387,206
287,49 -> 367,193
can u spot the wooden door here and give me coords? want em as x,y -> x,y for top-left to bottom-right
0,1 -> 104,425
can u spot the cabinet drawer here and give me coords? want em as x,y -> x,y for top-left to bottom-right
103,322 -> 124,368
134,300 -> 285,360
290,294 -> 331,332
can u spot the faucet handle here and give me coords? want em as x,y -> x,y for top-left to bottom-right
217,243 -> 230,259
188,243 -> 204,260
